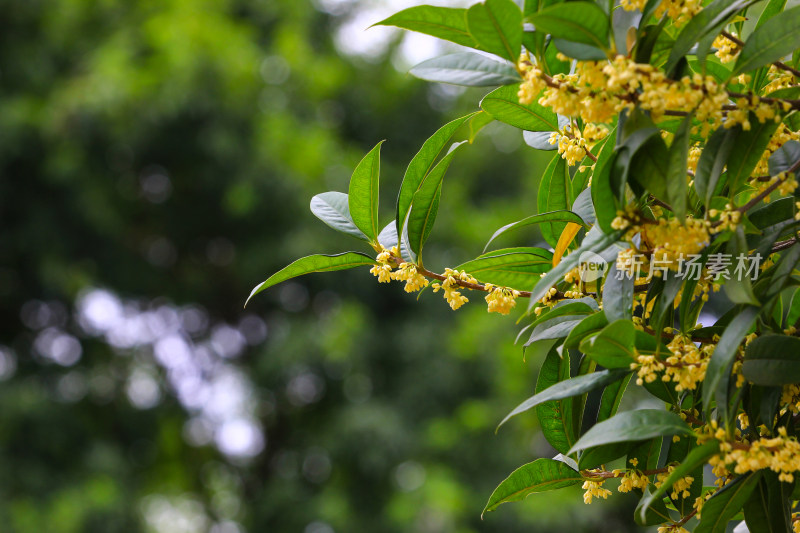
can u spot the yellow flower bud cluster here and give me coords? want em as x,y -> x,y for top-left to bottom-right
431,268 -> 475,310
534,286 -> 559,316
517,57 -> 547,105
662,334 -> 714,391
794,516 -> 800,533
632,352 -> 665,386
484,284 -> 520,315
370,245 -> 398,283
615,469 -> 650,493
551,129 -> 588,166
391,262 -> 429,293
616,248 -> 645,279
582,122 -> 609,144
658,525 -> 690,533
620,0 -> 701,26
781,383 -> 800,414
581,478 -> 612,504
654,465 -> 694,500
712,33 -> 740,64
643,218 -> 710,269
687,144 -> 702,174
708,205 -> 741,233
764,65 -> 796,94
711,427 -> 800,483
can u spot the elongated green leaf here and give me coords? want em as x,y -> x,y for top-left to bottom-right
246,252 -> 378,306
375,6 -> 476,48
564,312 -> 609,349
468,110 -> 494,143
482,458 -> 583,515
724,226 -> 759,306
743,334 -> 800,385
528,227 -> 623,305
596,373 -> 631,423
665,0 -> 754,75
695,127 -> 737,208
484,210 -> 586,252
377,220 -> 414,262
538,154 -> 571,248
667,113 -> 691,218
527,315 -> 586,344
733,5 -> 800,75
635,485 -> 673,526
467,0 -> 523,63
567,410 -> 693,455
348,141 -> 383,242
769,139 -> 800,176
603,261 -> 633,322
580,319 -> 637,369
499,368 -> 630,428
727,117 -> 780,193
744,471 -> 793,533
310,191 -> 370,241
457,250 -> 552,288
629,134 -> 670,201
754,0 -> 786,30
480,84 -> 560,131
695,473 -> 762,533
533,348 -> 576,454
638,440 -> 721,522
528,2 -> 610,49
397,114 -> 477,242
407,143 -> 464,258
409,52 -> 521,86
702,306 -> 759,415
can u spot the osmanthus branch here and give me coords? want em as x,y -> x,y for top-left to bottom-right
721,31 -> 800,79
732,157 -> 800,216
581,466 -> 670,479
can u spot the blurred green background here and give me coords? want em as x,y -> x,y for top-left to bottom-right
0,0 -> 643,531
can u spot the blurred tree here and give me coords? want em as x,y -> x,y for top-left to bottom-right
0,0 -> 638,531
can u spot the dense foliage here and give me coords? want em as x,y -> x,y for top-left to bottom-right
252,0 -> 800,531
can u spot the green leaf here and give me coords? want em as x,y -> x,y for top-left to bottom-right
528,227 -> 623,305
482,458 -> 583,516
348,141 -> 384,242
754,0 -> 786,29
596,373 -> 632,423
484,210 -> 586,252
310,191 -> 370,241
733,5 -> 800,76
409,51 -> 521,86
480,84 -> 560,131
744,471 -> 793,533
567,409 -> 693,455
499,367 -> 630,428
635,485 -> 674,526
466,0 -> 523,63
694,126 -> 737,208
528,2 -> 610,49
580,319 -> 637,369
564,312 -> 609,349
695,473 -> 762,533
246,252 -> 378,306
702,306 -> 759,416
527,315 -> 587,345
664,0 -> 754,76
768,140 -> 800,177
377,221 -> 414,262
397,114 -> 477,242
628,134 -> 670,201
743,334 -> 800,386
537,154 -> 571,248
457,250 -> 552,287
589,136 -> 620,232
534,348 -> 576,453
638,440 -> 721,522
406,143 -> 465,258
727,116 -> 780,194
723,226 -> 759,305
603,261 -> 634,322
375,6 -> 476,48
666,113 -> 691,218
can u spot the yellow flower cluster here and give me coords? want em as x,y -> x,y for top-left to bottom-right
581,478 -> 612,504
657,526 -> 690,533
711,427 -> 800,483
781,384 -> 800,414
620,0 -> 701,26
687,144 -> 702,174
534,286 -> 559,316
708,205 -> 741,233
583,122 -> 609,144
431,268 -> 475,310
654,465 -> 694,500
615,469 -> 650,493
484,284 -> 520,315
712,33 -> 740,64
550,130 -> 588,166
370,245 -> 398,283
764,65 -> 796,94
662,334 -> 714,391
391,262 -> 429,293
632,352 -> 665,386
643,218 -> 711,270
